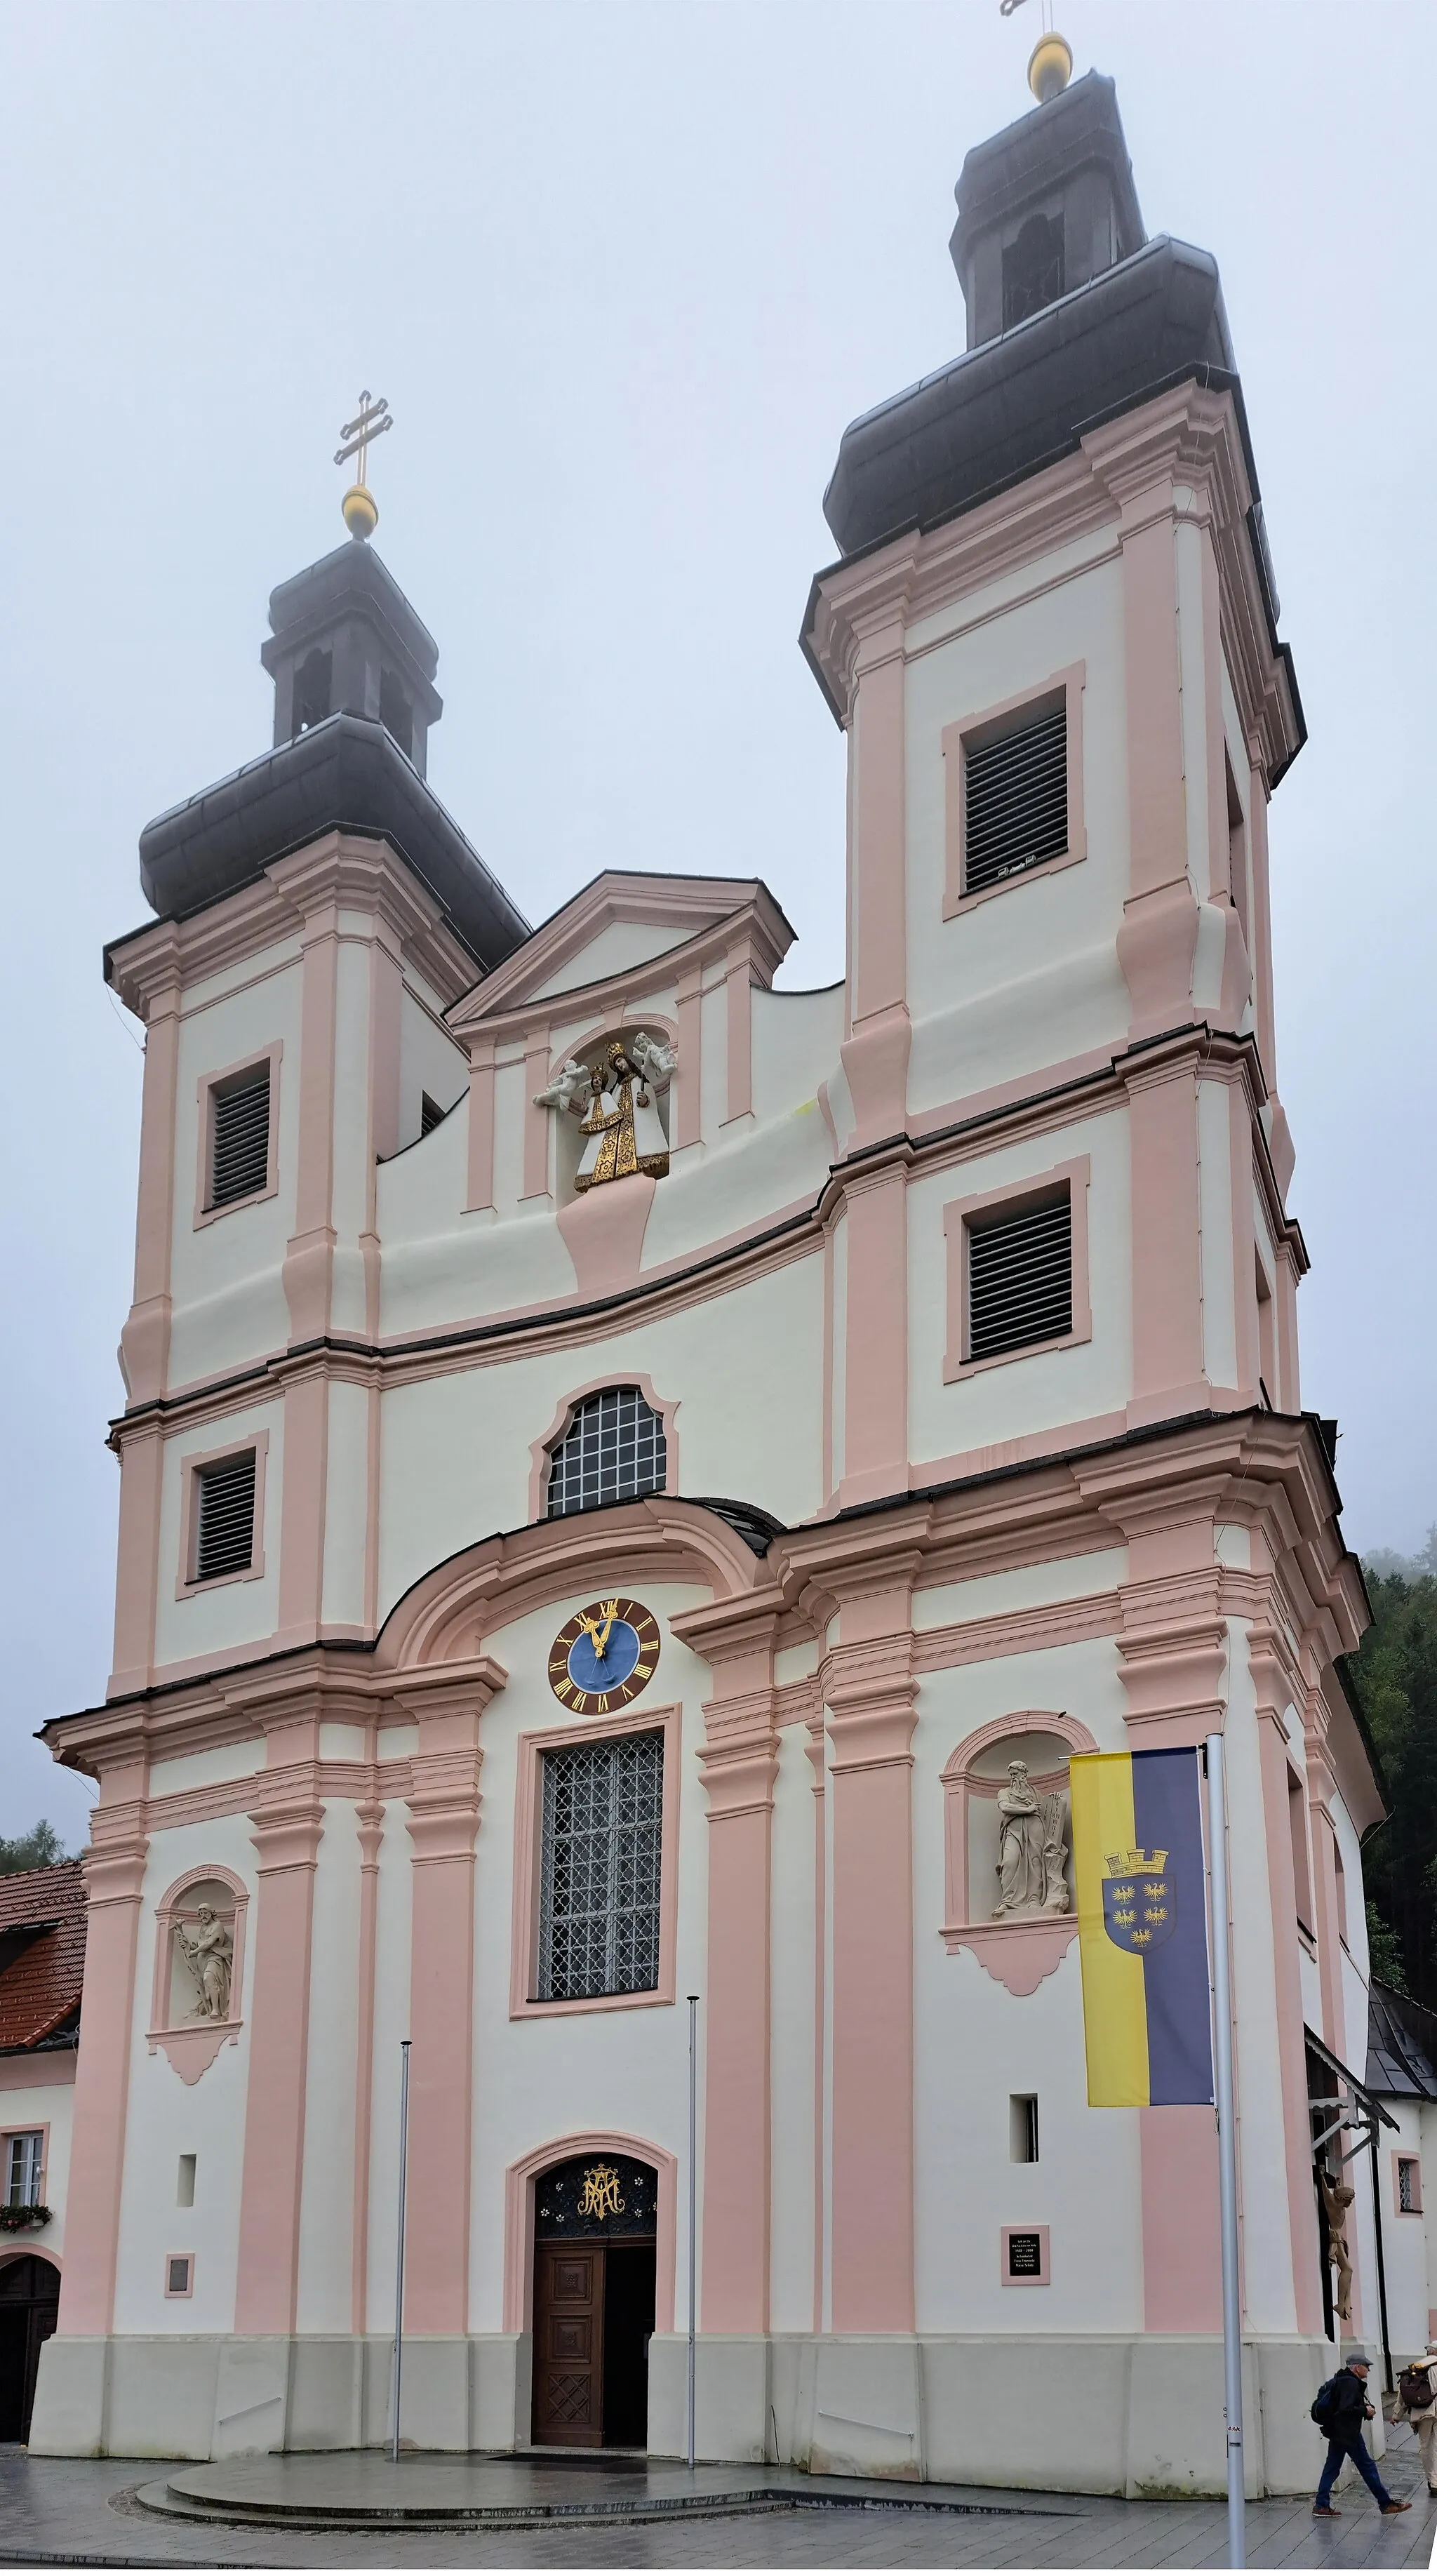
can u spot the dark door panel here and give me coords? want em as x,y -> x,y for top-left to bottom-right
533,2243 -> 603,2445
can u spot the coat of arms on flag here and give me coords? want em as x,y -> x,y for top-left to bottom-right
1102,1848 -> 1177,1954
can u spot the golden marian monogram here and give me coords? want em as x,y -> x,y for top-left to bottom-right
577,2162 -> 625,2221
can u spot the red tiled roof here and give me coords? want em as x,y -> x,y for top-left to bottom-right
0,1860 -> 87,2051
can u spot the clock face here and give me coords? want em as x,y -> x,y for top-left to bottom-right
548,1596 -> 660,1717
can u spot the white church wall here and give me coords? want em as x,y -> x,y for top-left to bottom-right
1380,2101 -> 1430,2361
152,1399 -> 284,1671
166,952 -> 302,1389
462,1590 -> 712,2334
913,1549 -> 1126,1634
321,1379 -> 370,1631
112,1816 -> 257,2336
530,918 -> 691,1001
642,1105 -> 832,1271
147,1738 -> 265,1800
911,1636 -> 1142,2335
902,545 -> 1129,1078
749,985 -> 845,1127
295,1802 -> 365,2334
906,1106 -> 1131,1467
399,980 -> 469,1130
375,1255 -> 825,1620
768,1718 -> 817,2335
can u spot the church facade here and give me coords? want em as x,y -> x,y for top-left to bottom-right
28,69 -> 1391,2494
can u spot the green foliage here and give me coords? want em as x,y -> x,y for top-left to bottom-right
0,1820 -> 68,1876
1365,1900 -> 1408,1993
1351,1558 -> 1437,2006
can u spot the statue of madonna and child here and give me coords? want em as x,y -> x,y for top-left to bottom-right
534,1032 -> 677,1192
991,1759 -> 1071,1918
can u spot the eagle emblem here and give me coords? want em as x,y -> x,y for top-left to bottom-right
1102,1848 -> 1176,1954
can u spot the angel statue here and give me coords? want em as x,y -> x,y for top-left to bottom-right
175,1902 -> 234,2021
992,1759 -> 1070,1918
533,1057 -> 591,1118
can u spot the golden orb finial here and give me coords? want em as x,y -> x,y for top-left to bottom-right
1027,29 -> 1073,102
333,392 -> 393,542
341,483 -> 379,540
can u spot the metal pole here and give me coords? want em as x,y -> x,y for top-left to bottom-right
1205,1735 -> 1244,2570
389,2038 -> 411,2467
687,1994 -> 699,2472
1367,2121 -> 1394,2396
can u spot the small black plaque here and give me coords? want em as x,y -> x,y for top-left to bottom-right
1006,2230 -> 1043,2279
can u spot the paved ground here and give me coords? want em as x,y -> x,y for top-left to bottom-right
0,2427 -> 1433,2570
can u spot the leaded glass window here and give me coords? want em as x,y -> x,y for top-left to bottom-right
545,1385 -> 666,1519
537,1732 -> 663,2000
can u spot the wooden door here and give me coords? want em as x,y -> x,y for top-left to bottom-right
0,2257 -> 60,2442
532,2243 -> 604,2445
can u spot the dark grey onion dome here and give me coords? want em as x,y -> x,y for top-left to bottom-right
822,234 -> 1234,562
137,714 -> 530,972
262,540 -> 443,776
949,72 -> 1145,351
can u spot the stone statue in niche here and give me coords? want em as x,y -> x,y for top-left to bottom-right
1320,2169 -> 1356,2321
534,1032 -> 676,1192
992,1760 -> 1071,1918
175,1904 -> 234,2021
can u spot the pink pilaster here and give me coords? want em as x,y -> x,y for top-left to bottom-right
350,1798 -> 385,2334
281,902 -> 340,1345
465,1039 -> 496,1211
838,1162 -> 910,1508
1111,488 -> 1199,1041
107,1424 -> 165,1697
401,1663 -> 504,2334
119,967 -> 180,1408
676,1597 -> 783,2331
276,1365 -> 328,1646
522,1029 -> 552,1201
674,975 -> 703,1149
235,1723 -> 325,2335
55,1751 -> 148,2334
1123,1053 -> 1206,1426
1252,1652 -> 1324,2336
822,1551 -> 921,2332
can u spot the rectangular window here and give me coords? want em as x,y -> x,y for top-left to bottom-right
177,2154 -> 196,2210
5,2132 -> 42,2208
537,1731 -> 664,2001
967,1190 -> 1072,1363
1332,1836 -> 1349,1942
1009,2095 -> 1039,2164
194,1450 -> 258,1583
164,2254 -> 194,2297
1398,2157 -> 1421,2215
963,700 -> 1067,895
208,1061 -> 272,1208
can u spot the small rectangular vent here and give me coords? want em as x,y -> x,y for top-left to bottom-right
166,2254 -> 192,2297
209,1065 -> 271,1207
968,1192 -> 1071,1362
964,702 -> 1067,895
194,1451 -> 258,1583
420,1092 -> 444,1136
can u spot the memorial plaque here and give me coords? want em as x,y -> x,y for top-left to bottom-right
1006,2229 -> 1043,2279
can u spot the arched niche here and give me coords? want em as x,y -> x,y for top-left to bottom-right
940,1711 -> 1096,1996
147,1864 -> 248,2084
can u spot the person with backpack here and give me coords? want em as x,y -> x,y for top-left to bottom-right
1311,2350 -> 1412,2517
1397,2345 -> 1437,2492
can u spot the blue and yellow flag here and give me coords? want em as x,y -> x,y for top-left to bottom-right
1069,1748 -> 1215,2108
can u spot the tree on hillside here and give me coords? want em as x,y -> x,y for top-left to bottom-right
0,1820 -> 69,1876
1349,1547 -> 1437,2009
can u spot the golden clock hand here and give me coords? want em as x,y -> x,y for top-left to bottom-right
594,1599 -> 620,1657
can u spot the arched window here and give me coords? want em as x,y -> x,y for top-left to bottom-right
546,1386 -> 666,1519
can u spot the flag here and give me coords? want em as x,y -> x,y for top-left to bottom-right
1069,1747 -> 1215,2108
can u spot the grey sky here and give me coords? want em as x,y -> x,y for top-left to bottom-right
4,0 -> 1432,1848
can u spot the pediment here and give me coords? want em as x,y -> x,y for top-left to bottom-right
448,870 -> 793,1036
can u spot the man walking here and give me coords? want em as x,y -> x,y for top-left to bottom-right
1313,2351 -> 1412,2518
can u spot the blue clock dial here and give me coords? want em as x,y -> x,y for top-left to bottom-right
567,1620 -> 640,1694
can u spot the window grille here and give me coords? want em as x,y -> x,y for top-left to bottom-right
546,1386 -> 666,1519
1399,2158 -> 1419,2214
209,1064 -> 271,1207
963,702 -> 1067,895
194,1451 -> 258,1582
5,2133 -> 41,2208
537,1732 -> 663,2001
967,1192 -> 1072,1362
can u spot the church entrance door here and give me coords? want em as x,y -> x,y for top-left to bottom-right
530,2153 -> 657,2449
0,2255 -> 60,2443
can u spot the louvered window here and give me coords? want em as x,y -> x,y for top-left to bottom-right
546,1386 -> 666,1519
967,1191 -> 1072,1362
963,701 -> 1067,895
208,1064 -> 271,1208
537,1732 -> 663,2001
194,1451 -> 258,1582
420,1092 -> 444,1136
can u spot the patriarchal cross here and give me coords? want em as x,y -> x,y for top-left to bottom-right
334,391 -> 393,538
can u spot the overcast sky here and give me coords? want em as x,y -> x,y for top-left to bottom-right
3,1 -> 1433,1848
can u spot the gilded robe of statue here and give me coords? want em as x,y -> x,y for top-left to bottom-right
574,1039 -> 671,1192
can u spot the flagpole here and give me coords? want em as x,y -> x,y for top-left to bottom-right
687,1994 -> 699,2471
1205,1735 -> 1244,2570
389,2038 -> 411,2468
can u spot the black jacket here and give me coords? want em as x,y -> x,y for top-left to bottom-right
1326,2370 -> 1371,2435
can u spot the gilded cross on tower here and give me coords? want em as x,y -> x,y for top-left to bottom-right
334,390 -> 394,540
